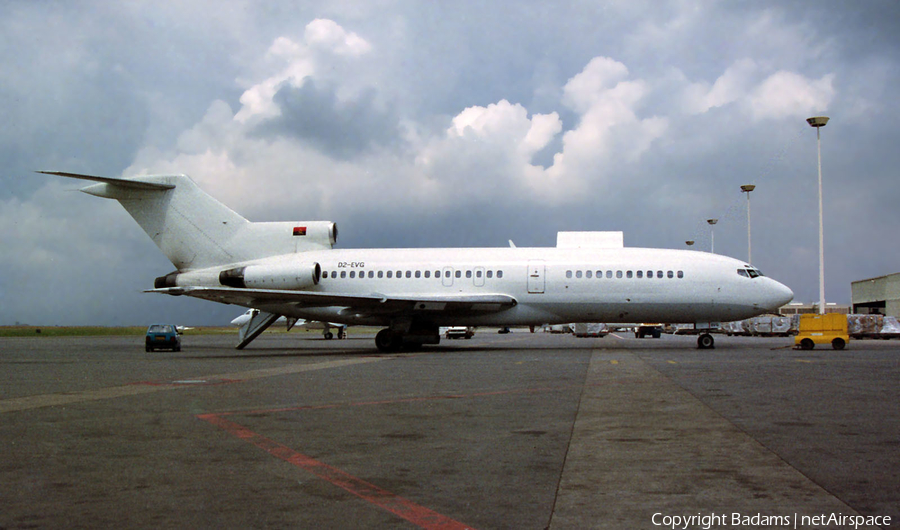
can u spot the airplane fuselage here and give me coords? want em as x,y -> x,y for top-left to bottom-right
185,246 -> 793,328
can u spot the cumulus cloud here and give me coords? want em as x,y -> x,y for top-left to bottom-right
448,99 -> 561,160
678,59 -> 835,125
749,71 -> 835,120
125,34 -> 674,214
110,17 -> 839,223
683,58 -> 759,114
560,57 -> 631,115
234,19 -> 373,124
412,57 -> 668,205
545,57 -> 667,193
303,18 -> 372,56
414,55 -> 668,206
414,99 -> 562,202
122,19 -> 391,216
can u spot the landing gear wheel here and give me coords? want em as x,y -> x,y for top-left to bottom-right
697,333 -> 715,349
324,331 -> 333,340
375,329 -> 403,353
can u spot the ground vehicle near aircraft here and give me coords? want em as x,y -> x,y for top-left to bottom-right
145,324 -> 181,352
795,313 -> 849,350
444,326 -> 475,339
634,323 -> 663,338
38,171 -> 794,352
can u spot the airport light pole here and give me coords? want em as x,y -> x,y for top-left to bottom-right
741,185 -> 755,263
807,116 -> 829,314
707,219 -> 718,253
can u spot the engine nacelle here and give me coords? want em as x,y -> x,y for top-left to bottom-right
219,262 -> 321,290
155,271 -> 179,288
300,221 -> 337,247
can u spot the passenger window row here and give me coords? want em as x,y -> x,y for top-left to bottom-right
322,269 -> 505,280
566,269 -> 684,279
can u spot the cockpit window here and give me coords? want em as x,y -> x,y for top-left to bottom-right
737,267 -> 764,278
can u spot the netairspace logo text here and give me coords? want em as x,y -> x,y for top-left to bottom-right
651,512 -> 892,529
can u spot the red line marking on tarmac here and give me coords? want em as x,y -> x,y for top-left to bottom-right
198,413 -> 474,530
197,383 -> 605,527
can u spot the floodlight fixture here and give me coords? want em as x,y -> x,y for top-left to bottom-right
807,116 -> 830,313
706,219 -> 718,253
741,185 -> 755,263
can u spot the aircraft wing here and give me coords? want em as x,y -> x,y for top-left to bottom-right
147,287 -> 517,317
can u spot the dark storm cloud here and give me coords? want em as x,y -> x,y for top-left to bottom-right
255,79 -> 401,160
0,2 -> 244,195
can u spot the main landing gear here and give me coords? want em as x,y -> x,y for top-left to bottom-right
375,329 -> 404,352
374,321 -> 441,353
323,326 -> 346,340
697,333 -> 715,349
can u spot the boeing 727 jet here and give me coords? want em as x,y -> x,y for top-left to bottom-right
38,171 -> 793,351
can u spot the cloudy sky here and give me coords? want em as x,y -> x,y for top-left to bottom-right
2,1 -> 898,326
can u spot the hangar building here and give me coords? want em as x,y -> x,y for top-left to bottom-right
851,272 -> 900,317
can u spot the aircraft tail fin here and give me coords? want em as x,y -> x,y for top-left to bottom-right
38,172 -> 337,271
39,172 -> 250,270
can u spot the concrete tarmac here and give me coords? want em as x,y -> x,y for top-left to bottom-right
0,331 -> 896,529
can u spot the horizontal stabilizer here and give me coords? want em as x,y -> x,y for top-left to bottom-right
36,171 -> 175,190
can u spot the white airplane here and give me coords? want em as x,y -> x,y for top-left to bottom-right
230,309 -> 346,341
37,171 -> 793,351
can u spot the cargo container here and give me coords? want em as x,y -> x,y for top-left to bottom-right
573,323 -> 608,337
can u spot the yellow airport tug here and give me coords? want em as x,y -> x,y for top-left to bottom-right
795,313 -> 849,350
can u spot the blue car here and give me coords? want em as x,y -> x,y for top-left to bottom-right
145,324 -> 181,352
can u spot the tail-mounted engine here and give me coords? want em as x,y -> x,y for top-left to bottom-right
219,262 -> 321,290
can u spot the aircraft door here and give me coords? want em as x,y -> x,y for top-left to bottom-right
527,260 -> 545,294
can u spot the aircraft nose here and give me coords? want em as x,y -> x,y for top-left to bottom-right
765,279 -> 794,310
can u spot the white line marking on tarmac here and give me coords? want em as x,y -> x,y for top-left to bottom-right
0,357 -> 383,414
